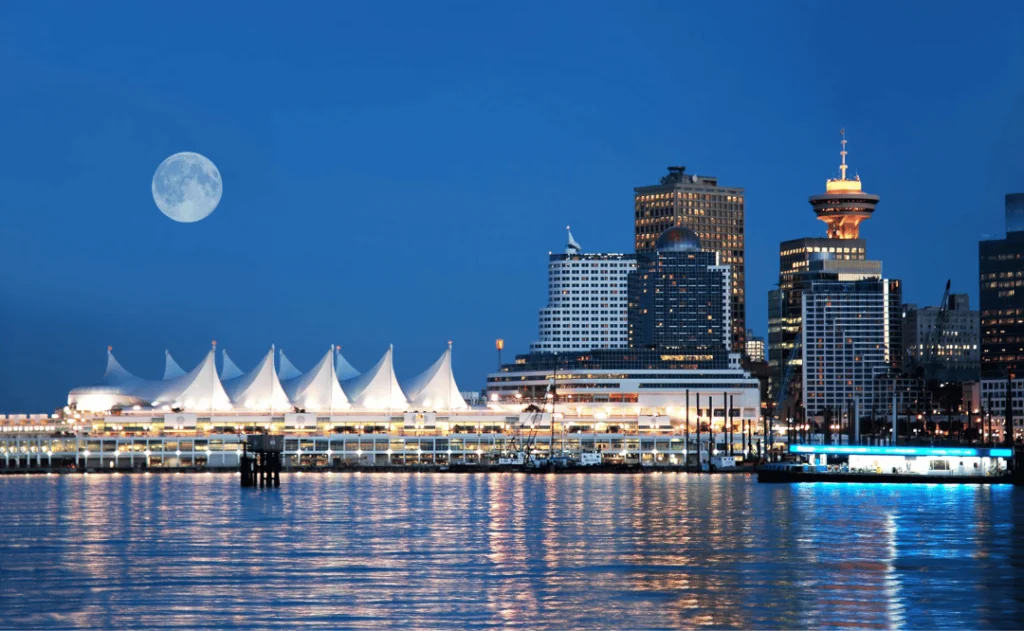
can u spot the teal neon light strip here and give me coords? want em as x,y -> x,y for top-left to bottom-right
789,445 -> 1013,458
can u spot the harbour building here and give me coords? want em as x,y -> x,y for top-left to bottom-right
487,224 -> 760,441
634,167 -> 746,352
530,229 -> 636,353
903,294 -> 980,382
801,277 -> 902,418
767,131 -> 882,411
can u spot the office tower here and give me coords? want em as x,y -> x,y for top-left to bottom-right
530,228 -> 636,353
801,277 -> 902,417
744,329 -> 765,362
627,226 -> 731,353
980,194 -> 1024,378
903,294 -> 980,381
634,166 -> 746,351
978,194 -> 1024,441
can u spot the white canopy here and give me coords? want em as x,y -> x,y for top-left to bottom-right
223,348 -> 290,411
343,345 -> 407,410
278,349 -> 302,380
283,347 -> 350,412
334,347 -> 361,381
403,343 -> 468,410
145,350 -> 232,411
220,350 -> 244,381
163,350 -> 186,380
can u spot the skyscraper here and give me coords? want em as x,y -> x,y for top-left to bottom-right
801,277 -> 902,417
767,132 -> 884,410
627,226 -> 731,353
530,228 -> 636,353
634,167 -> 746,352
979,194 -> 1024,378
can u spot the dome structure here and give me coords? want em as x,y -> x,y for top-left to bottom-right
655,225 -> 702,252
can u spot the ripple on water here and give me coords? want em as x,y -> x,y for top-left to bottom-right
0,474 -> 1021,630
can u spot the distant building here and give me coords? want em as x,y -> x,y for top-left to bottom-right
903,294 -> 980,381
634,166 -> 746,352
628,226 -> 731,353
530,229 -> 636,353
801,277 -> 902,417
979,194 -> 1024,379
745,330 -> 765,362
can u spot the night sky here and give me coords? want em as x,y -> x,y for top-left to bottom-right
2,1 -> 1023,412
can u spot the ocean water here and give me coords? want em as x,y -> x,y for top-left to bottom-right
0,473 -> 1021,630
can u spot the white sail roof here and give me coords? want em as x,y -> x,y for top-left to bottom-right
67,349 -> 147,410
163,350 -> 186,380
278,349 -> 302,380
220,350 -> 244,381
283,348 -> 349,411
223,348 -> 290,411
102,349 -> 142,387
342,345 -> 407,410
143,350 -> 232,411
334,347 -> 361,381
403,343 -> 467,410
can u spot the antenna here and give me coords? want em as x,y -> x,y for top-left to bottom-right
839,128 -> 848,181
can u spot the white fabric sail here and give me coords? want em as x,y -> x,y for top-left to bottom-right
163,350 -> 186,380
223,348 -> 291,411
220,350 -> 244,381
138,350 -> 232,411
283,348 -> 349,411
278,349 -> 302,381
102,349 -> 141,387
342,345 -> 407,410
334,348 -> 361,381
403,344 -> 467,410
67,349 -> 147,410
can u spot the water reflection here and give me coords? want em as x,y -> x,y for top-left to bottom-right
0,474 -> 1021,629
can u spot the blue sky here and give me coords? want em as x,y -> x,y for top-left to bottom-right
2,0 -> 1023,412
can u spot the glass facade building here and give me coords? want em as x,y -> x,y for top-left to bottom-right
634,166 -> 746,352
627,227 -> 731,354
979,194 -> 1024,379
801,278 -> 902,417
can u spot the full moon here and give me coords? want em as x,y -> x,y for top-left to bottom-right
152,152 -> 223,223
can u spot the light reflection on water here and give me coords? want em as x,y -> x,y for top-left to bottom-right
0,474 -> 1021,630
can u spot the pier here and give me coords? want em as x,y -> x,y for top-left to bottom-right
241,434 -> 282,488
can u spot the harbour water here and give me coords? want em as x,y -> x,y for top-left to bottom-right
1,473 -> 1021,630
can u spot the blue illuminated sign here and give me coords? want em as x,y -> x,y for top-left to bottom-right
789,445 -> 1014,458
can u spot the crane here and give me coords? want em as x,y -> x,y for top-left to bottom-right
922,279 -> 952,381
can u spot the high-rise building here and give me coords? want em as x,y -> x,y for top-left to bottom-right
801,277 -> 902,417
530,229 -> 636,353
634,167 -> 746,352
980,194 -> 1024,379
903,294 -> 980,381
767,133 -> 883,410
628,226 -> 731,353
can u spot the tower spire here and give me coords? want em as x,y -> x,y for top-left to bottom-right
839,128 -> 848,181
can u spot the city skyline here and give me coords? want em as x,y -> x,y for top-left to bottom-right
3,1 -> 1024,412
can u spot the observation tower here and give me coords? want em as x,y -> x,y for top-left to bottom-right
808,130 -> 880,239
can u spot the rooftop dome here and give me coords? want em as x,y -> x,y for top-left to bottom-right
655,225 -> 702,252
